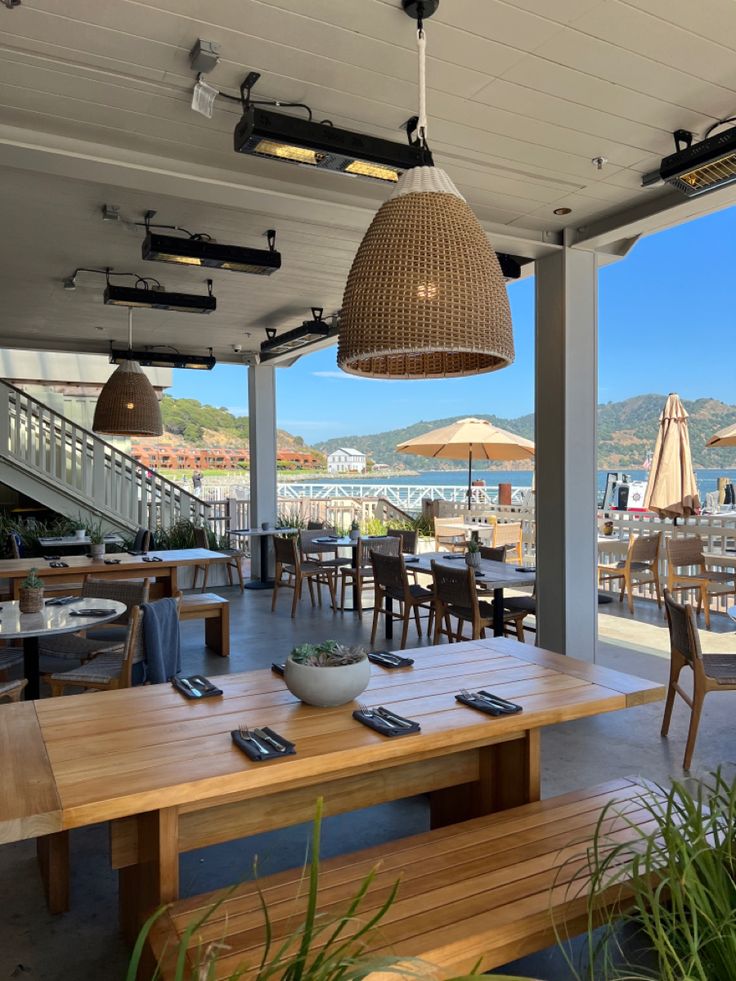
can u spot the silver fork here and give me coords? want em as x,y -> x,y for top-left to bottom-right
359,702 -> 395,727
460,688 -> 500,709
239,725 -> 270,753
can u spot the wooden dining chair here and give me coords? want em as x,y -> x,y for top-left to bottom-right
665,534 -> 736,629
48,606 -> 144,695
272,535 -> 336,618
434,517 -> 466,554
0,678 -> 27,702
370,551 -> 433,649
478,545 -> 537,636
339,536 -> 399,614
431,560 -> 526,644
192,526 -> 244,593
662,589 -> 736,770
598,531 -> 662,613
492,522 -> 523,562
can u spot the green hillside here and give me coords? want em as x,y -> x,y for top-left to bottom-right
315,395 -> 736,470
159,396 -> 306,450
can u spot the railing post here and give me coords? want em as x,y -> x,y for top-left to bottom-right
92,442 -> 106,510
0,386 -> 9,458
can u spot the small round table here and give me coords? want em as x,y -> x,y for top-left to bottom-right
728,606 -> 736,625
0,598 -> 126,699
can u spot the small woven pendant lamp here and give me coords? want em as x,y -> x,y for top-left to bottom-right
93,309 -> 163,436
338,1 -> 513,380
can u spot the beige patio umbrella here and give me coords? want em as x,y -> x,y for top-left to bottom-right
644,393 -> 700,519
706,422 -> 736,448
396,416 -> 534,506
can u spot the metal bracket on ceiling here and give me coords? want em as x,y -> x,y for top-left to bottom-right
401,0 -> 439,20
239,71 -> 262,110
673,129 -> 694,153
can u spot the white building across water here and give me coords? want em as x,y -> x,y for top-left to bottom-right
327,447 -> 367,474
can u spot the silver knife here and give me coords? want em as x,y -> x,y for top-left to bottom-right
254,727 -> 287,753
377,706 -> 413,728
179,677 -> 202,698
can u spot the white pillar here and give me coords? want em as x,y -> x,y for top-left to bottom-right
534,246 -> 598,660
248,364 -> 277,579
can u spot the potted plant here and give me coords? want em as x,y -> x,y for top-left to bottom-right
284,640 -> 370,707
87,520 -> 106,561
349,518 -> 361,541
72,519 -> 86,540
465,537 -> 481,569
19,568 -> 44,613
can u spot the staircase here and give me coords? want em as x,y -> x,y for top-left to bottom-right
0,379 -> 209,534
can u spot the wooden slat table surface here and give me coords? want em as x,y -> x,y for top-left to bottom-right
0,701 -> 61,844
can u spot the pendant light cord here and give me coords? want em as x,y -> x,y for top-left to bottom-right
417,17 -> 428,149
128,307 -> 134,350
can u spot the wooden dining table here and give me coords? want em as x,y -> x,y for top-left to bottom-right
0,548 -> 228,600
0,638 -> 663,936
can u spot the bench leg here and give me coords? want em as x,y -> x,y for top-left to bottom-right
37,830 -> 70,914
429,731 -> 540,828
118,807 -> 179,946
204,607 -> 230,656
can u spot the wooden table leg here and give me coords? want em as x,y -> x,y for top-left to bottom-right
167,568 -> 177,597
429,730 -> 540,828
118,807 -> 179,945
37,831 -> 70,914
205,605 -> 229,656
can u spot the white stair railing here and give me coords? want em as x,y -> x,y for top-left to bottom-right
0,379 -> 209,531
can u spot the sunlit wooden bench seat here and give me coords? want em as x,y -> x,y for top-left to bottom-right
179,592 -> 229,656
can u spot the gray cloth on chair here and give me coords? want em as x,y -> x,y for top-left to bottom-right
141,598 -> 181,684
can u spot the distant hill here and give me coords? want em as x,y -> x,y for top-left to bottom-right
159,396 -> 305,451
315,395 -> 736,470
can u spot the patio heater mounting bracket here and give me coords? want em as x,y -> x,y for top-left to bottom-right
673,129 -> 694,152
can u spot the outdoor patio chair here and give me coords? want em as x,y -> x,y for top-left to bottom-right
307,520 -> 326,530
192,526 -> 244,593
48,606 -> 144,695
433,517 -> 466,554
492,521 -> 523,562
387,528 -> 418,553
272,535 -> 336,618
662,589 -> 736,770
299,528 -> 351,571
338,535 -> 400,615
0,646 -> 24,679
479,545 -> 507,563
598,531 -> 662,613
665,534 -> 736,629
370,551 -> 433,649
431,560 -> 526,644
0,678 -> 27,702
39,577 -> 150,662
131,527 -> 151,553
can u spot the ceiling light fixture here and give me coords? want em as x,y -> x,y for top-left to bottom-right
109,347 -> 216,370
260,308 -> 333,357
553,207 -> 572,216
93,308 -> 163,437
645,126 -> 736,197
103,279 -> 216,314
142,226 -> 280,275
337,0 -> 513,379
234,73 -> 427,183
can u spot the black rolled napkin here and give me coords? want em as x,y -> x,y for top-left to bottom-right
353,707 -> 420,737
455,691 -> 523,716
231,727 -> 296,761
172,675 -> 223,699
367,651 -> 414,669
404,556 -> 419,563
42,554 -> 61,561
271,662 -> 285,676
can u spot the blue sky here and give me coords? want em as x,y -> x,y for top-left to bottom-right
170,205 -> 736,441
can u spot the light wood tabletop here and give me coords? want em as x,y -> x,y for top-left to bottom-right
0,638 -> 664,933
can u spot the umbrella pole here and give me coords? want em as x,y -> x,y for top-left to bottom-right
467,449 -> 473,510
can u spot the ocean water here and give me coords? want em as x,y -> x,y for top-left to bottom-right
311,469 -> 736,497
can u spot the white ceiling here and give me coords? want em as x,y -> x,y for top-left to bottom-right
1,0 -> 736,362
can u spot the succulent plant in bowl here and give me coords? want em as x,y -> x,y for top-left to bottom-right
19,567 -> 44,613
285,640 -> 370,706
465,537 -> 481,569
349,519 -> 361,541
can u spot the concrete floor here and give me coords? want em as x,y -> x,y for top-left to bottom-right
1,585 -> 734,981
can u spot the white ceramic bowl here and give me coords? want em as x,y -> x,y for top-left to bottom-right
284,655 -> 370,707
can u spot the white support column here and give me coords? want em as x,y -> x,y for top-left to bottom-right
534,245 -> 598,660
248,364 -> 278,579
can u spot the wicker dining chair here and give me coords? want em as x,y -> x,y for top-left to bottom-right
39,577 -> 150,662
477,544 -> 537,635
307,520 -> 326,530
665,535 -> 736,629
492,522 -> 523,562
48,606 -> 144,695
662,589 -> 736,770
272,535 -> 337,618
431,560 -> 526,644
0,678 -> 27,702
192,526 -> 244,593
598,532 -> 662,613
370,551 -> 433,649
479,545 -> 507,563
338,536 -> 400,614
387,528 -> 418,554
433,518 -> 466,554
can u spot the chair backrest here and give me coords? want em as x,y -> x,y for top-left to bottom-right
193,526 -> 208,549
371,551 -> 407,598
479,545 -> 507,563
119,605 -> 144,687
629,531 -> 661,564
431,560 -> 477,611
663,589 -> 702,667
666,534 -> 705,570
362,536 -> 400,560
298,528 -> 330,557
493,522 -> 522,552
387,528 -> 418,553
307,520 -> 326,530
81,577 -> 150,624
434,518 -> 465,547
132,527 -> 151,552
8,532 -> 21,559
274,534 -> 299,568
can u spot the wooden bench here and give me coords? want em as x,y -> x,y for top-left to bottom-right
149,777 -> 650,978
179,593 -> 230,656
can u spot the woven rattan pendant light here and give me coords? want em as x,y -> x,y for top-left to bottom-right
338,1 -> 513,379
93,309 -> 163,436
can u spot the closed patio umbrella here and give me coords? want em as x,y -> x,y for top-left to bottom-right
396,417 -> 534,506
644,393 -> 700,519
706,422 -> 736,448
